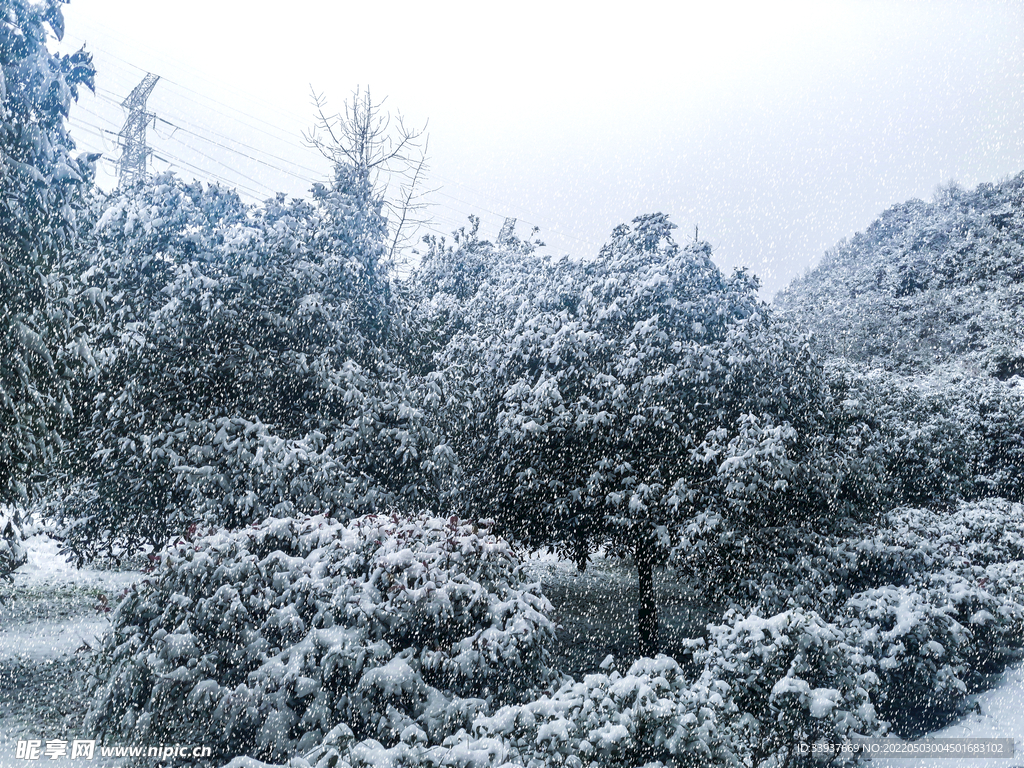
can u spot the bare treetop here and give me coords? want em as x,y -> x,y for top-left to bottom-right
304,86 -> 435,261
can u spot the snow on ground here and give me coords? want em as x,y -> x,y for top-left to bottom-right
0,533 -> 143,767
12,533 -> 142,593
1,534 -> 1021,766
0,616 -> 111,663
867,659 -> 1024,768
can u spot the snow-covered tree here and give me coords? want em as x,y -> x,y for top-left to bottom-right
418,215 -> 876,657
56,169 -> 454,563
0,0 -> 94,504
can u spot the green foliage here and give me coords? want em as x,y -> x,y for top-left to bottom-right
55,172 -> 454,562
0,0 -> 94,503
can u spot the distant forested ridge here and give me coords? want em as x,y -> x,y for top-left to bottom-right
776,174 -> 1024,378
774,175 -> 1024,506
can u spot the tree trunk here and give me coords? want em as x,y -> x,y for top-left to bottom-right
636,540 -> 659,658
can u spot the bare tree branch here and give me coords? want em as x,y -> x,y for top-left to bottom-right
304,86 -> 432,262
387,137 -> 437,262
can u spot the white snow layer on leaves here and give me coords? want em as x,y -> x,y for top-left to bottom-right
82,512 -> 557,762
75,500 -> 1024,767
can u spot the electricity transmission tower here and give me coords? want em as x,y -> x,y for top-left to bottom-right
497,217 -> 517,245
117,73 -> 160,188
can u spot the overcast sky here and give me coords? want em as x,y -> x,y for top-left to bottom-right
56,0 -> 1024,298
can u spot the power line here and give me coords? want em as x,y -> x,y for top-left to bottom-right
73,119 -> 117,139
80,41 -> 307,145
74,101 -> 119,124
95,90 -> 328,179
154,116 -> 315,184
116,73 -> 160,187
89,91 -> 329,195
136,148 -> 457,242
71,123 -> 119,157
75,99 -> 303,199
112,103 -> 482,229
64,42 -> 601,253
151,150 -> 267,201
161,130 -> 279,197
80,122 -> 457,241
75,44 -> 309,155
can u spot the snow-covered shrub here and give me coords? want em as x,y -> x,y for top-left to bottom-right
0,506 -> 27,579
917,567 -> 1024,675
274,655 -> 745,768
469,655 -> 741,767
697,540 -> 1022,756
945,376 -> 1024,502
823,363 -> 978,508
705,501 -> 1024,736
838,585 -> 970,729
884,499 -> 1024,565
888,501 -> 1024,675
717,500 -> 1024,619
674,514 -> 931,617
82,512 -> 555,762
700,608 -> 882,766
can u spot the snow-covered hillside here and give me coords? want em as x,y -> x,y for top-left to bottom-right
776,174 -> 1024,377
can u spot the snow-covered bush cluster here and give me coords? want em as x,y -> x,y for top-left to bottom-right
701,607 -> 883,763
289,655 -> 745,768
702,500 -> 1024,731
54,173 -> 455,563
82,512 -> 556,762
81,501 -> 1024,767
